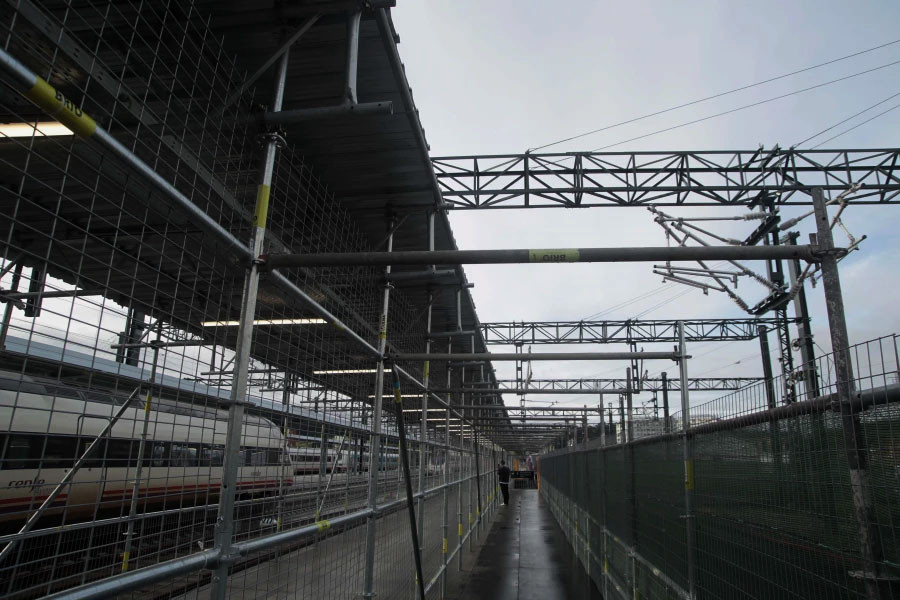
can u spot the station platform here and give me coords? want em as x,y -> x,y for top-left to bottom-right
453,488 -> 602,600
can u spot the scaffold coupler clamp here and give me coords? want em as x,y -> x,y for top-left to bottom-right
256,128 -> 286,149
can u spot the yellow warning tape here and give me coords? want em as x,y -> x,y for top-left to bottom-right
120,550 -> 130,573
25,77 -> 97,137
144,391 -> 153,413
458,523 -> 462,536
316,519 -> 331,532
423,361 -> 429,380
528,249 -> 579,263
253,184 -> 270,230
684,459 -> 694,490
442,538 -> 448,553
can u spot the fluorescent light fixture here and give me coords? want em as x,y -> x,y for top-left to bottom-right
313,368 -> 391,375
402,408 -> 445,412
1,121 -> 74,137
202,318 -> 326,326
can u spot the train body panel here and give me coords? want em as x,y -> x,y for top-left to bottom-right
0,374 -> 291,522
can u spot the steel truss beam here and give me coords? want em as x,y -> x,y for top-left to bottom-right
431,149 -> 900,209
479,317 -> 792,345
489,377 -> 762,392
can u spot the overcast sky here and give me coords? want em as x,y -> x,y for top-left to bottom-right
391,1 -> 900,419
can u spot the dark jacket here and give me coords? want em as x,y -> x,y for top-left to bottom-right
498,465 -> 511,484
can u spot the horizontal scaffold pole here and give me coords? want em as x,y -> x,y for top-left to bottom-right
392,351 -> 680,362
432,388 -> 624,395
452,405 -> 603,412
264,245 -> 820,269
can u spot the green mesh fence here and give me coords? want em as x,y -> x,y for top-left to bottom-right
540,335 -> 900,599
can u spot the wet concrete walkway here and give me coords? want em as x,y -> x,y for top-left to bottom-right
456,488 -> 602,600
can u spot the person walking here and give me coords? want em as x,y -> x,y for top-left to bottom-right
497,460 -> 511,505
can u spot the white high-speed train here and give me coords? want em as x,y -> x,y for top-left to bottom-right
0,371 -> 292,522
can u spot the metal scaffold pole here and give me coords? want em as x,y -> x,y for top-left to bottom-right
265,244 -> 820,268
417,211 -> 435,591
121,326 -> 162,572
389,365 -> 427,600
362,219 -> 393,599
812,188 -> 890,599
209,46 -> 290,600
678,322 -> 698,599
417,288 -> 432,585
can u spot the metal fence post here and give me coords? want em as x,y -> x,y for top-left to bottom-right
661,372 -> 670,433
362,220 -> 394,598
208,47 -> 290,600
758,325 -> 777,409
812,188 -> 889,599
678,321 -> 698,599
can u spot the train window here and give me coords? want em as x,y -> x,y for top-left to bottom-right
146,442 -> 168,468
106,439 -> 138,467
44,383 -> 85,401
171,444 -> 199,467
83,390 -> 116,404
0,378 -> 48,396
200,444 -> 225,467
2,435 -> 41,470
42,436 -> 78,469
243,448 -> 267,467
266,449 -> 283,465
78,438 -> 107,468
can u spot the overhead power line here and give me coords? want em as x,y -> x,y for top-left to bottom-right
589,58 -> 900,151
796,89 -> 900,146
810,101 -> 900,149
528,38 -> 900,152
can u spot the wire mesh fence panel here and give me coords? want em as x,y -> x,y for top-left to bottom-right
541,334 -> 900,600
0,1 -> 507,598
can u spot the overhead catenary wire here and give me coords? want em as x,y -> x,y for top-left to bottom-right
589,58 -> 900,151
527,38 -> 900,152
810,101 -> 900,149
795,89 -> 900,147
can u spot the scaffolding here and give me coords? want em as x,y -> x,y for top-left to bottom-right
0,2 -> 898,600
0,3 -> 500,598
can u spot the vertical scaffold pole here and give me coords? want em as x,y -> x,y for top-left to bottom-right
121,325 -> 161,572
362,219 -> 394,598
389,365 -> 427,600
812,188 -> 888,599
473,423 -> 483,536
209,48 -> 290,600
678,322 -> 697,599
441,332 -> 453,595
417,289 -> 432,567
456,428 -> 465,569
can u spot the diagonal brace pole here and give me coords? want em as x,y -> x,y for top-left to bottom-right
389,363 -> 427,599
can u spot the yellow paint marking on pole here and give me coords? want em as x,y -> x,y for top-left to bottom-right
528,249 -> 580,263
684,459 -> 695,490
25,77 -> 97,137
253,184 -> 270,229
